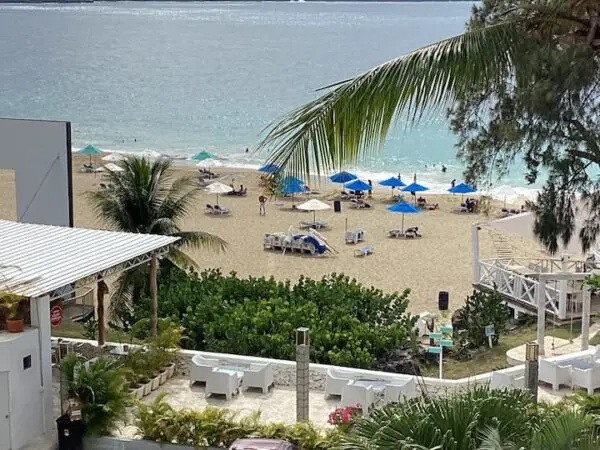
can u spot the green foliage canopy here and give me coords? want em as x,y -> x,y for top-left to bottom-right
124,268 -> 415,369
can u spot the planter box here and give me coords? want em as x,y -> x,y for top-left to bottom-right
141,380 -> 152,396
159,370 -> 168,385
151,375 -> 160,391
166,363 -> 176,379
129,385 -> 144,400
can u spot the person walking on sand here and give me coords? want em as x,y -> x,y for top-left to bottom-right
259,195 -> 267,216
368,179 -> 373,198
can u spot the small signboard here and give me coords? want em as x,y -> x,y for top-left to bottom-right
440,339 -> 453,347
440,325 -> 453,334
427,346 -> 442,354
429,332 -> 442,340
50,304 -> 63,328
485,324 -> 495,337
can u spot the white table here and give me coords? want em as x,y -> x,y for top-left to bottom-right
353,379 -> 387,394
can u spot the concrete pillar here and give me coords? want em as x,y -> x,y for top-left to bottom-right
558,255 -> 569,320
536,278 -> 546,356
30,295 -> 53,432
582,285 -> 591,351
524,342 -> 539,403
471,224 -> 481,283
295,328 -> 310,422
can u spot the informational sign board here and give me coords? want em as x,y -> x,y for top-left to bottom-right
50,304 -> 63,328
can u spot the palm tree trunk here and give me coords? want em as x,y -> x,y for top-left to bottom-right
97,278 -> 107,346
149,253 -> 158,338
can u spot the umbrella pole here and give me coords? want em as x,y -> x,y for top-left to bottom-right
313,210 -> 316,223
402,214 -> 405,233
216,193 -> 219,206
345,218 -> 348,234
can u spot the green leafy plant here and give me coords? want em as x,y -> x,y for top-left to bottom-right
60,354 -> 132,435
123,269 -> 416,369
0,292 -> 24,320
82,319 -> 99,340
135,394 -> 339,449
455,290 -> 509,348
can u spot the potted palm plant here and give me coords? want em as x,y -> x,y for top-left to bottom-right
0,292 -> 25,333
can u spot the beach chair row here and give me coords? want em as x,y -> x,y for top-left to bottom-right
388,227 -> 422,239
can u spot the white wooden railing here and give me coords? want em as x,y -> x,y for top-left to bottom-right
480,257 -> 585,274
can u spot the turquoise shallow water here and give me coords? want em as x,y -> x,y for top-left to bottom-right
0,1 -> 532,189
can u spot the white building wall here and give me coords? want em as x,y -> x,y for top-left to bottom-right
0,329 -> 44,450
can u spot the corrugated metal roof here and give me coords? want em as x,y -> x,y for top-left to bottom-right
0,220 -> 179,297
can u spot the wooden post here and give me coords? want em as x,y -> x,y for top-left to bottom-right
97,278 -> 108,346
536,278 -> 546,356
149,253 -> 158,338
582,284 -> 591,351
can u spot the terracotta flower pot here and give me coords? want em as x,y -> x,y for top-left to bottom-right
6,318 -> 24,333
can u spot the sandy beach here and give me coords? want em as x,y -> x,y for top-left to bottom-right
0,156 -> 547,314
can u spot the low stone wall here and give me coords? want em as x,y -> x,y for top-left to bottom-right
84,436 -> 222,450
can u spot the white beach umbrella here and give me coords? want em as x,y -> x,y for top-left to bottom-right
206,181 -> 233,205
196,158 -> 224,169
297,199 -> 330,222
101,153 -> 125,162
492,185 -> 520,208
103,163 -> 124,172
138,149 -> 163,159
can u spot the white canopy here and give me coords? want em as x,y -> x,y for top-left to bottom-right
197,159 -> 224,169
138,149 -> 163,159
206,182 -> 233,194
0,220 -> 178,297
101,153 -> 125,162
296,199 -> 330,211
102,163 -> 124,172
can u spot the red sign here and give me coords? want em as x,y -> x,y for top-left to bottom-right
50,305 -> 63,328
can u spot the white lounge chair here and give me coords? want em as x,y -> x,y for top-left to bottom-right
383,378 -> 417,404
243,363 -> 274,393
205,369 -> 240,400
539,358 -> 572,391
340,382 -> 375,416
345,230 -> 364,244
490,370 -> 525,390
213,205 -> 230,215
354,246 -> 375,257
190,354 -> 219,385
324,368 -> 354,399
571,365 -> 600,394
590,345 -> 600,364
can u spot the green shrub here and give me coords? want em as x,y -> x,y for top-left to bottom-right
123,269 -> 415,369
60,354 -> 132,435
455,289 -> 509,347
135,394 -> 340,449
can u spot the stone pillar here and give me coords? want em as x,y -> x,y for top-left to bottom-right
524,342 -> 539,403
30,295 -> 53,432
295,327 -> 310,422
558,255 -> 569,320
582,285 -> 591,351
536,278 -> 546,356
471,224 -> 481,283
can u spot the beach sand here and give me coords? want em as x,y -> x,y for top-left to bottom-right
0,156 -> 548,314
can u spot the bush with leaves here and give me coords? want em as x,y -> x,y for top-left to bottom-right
455,289 -> 509,348
342,386 -> 600,450
135,394 -> 340,449
60,354 -> 132,435
124,268 -> 415,369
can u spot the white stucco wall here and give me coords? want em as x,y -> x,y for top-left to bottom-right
0,329 -> 44,450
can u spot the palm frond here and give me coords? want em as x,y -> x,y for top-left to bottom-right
257,21 -> 523,178
170,231 -> 227,252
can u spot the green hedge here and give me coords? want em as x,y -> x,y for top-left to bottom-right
136,394 -> 340,449
124,268 -> 415,369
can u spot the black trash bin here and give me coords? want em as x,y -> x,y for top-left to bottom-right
334,200 -> 341,213
438,291 -> 449,311
56,414 -> 85,450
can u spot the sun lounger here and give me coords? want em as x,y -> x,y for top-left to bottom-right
455,204 -> 468,213
299,220 -> 328,230
345,230 -> 364,244
354,246 -> 375,257
205,204 -> 215,214
404,227 -> 422,238
213,205 -> 230,215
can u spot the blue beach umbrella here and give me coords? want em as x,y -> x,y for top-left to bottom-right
258,163 -> 280,174
402,182 -> 429,205
330,171 -> 357,184
448,182 -> 476,194
379,176 -> 406,196
344,179 -> 372,191
78,145 -> 103,166
280,180 -> 304,205
387,202 -> 420,233
190,151 -> 216,161
280,176 -> 304,186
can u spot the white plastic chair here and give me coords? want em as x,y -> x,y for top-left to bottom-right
539,358 -> 572,391
383,378 -> 417,404
324,368 -> 354,399
205,369 -> 240,400
243,363 -> 274,393
340,382 -> 375,416
571,366 -> 600,394
190,354 -> 219,385
490,370 -> 525,390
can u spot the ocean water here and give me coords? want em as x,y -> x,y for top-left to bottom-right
0,1 -> 533,192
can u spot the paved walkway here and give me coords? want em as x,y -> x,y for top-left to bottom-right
507,322 -> 600,365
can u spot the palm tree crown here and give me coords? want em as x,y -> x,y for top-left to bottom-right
88,156 -> 225,319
